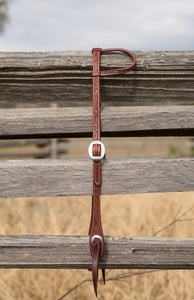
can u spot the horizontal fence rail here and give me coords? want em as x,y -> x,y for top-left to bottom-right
0,158 -> 193,197
0,51 -> 194,106
0,106 -> 194,139
0,236 -> 193,269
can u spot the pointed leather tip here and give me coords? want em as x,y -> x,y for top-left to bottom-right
102,269 -> 106,285
92,240 -> 100,297
94,286 -> 97,297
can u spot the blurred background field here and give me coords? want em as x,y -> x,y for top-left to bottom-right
0,137 -> 193,160
0,192 -> 193,300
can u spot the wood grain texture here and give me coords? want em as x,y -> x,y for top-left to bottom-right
0,158 -> 193,197
0,51 -> 194,106
0,106 -> 194,139
0,235 -> 193,269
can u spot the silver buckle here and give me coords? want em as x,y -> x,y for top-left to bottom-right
91,235 -> 103,244
88,141 -> 105,161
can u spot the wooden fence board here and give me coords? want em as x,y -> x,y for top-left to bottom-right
0,235 -> 193,269
0,51 -> 194,106
0,106 -> 194,139
0,158 -> 193,197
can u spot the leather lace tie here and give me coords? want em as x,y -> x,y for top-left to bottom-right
88,48 -> 136,297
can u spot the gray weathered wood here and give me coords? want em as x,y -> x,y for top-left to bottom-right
0,139 -> 51,147
50,103 -> 58,158
0,158 -> 193,197
0,235 -> 193,269
0,151 -> 54,159
0,51 -> 194,106
0,106 -> 194,139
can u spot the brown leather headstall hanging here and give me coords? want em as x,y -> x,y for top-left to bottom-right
88,48 -> 136,296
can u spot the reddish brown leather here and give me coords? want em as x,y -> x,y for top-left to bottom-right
92,238 -> 101,297
89,48 -> 136,294
89,48 -> 104,258
91,48 -> 136,77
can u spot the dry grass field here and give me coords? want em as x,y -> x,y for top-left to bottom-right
0,192 -> 193,300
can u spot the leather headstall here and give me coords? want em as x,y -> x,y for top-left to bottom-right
88,47 -> 136,296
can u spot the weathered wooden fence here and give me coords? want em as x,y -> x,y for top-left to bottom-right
0,51 -> 194,269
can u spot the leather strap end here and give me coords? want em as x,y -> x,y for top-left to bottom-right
92,48 -> 102,53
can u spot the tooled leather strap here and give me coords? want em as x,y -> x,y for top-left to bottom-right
89,48 -> 104,258
88,47 -> 136,296
89,47 -> 136,256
